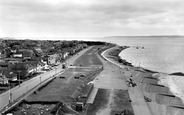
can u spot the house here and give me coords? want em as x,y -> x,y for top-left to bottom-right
26,61 -> 45,74
13,49 -> 36,60
7,72 -> 17,81
1,47 -> 12,58
67,48 -> 76,55
12,53 -> 22,58
0,74 -> 8,84
54,50 -> 69,61
11,62 -> 30,79
0,60 -> 22,81
4,59 -> 44,78
0,60 -> 8,68
0,68 -> 17,81
41,55 -> 49,65
61,52 -> 69,60
48,54 -> 60,65
33,47 -> 43,56
6,58 -> 22,64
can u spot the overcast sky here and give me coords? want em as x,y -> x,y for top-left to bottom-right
0,0 -> 184,38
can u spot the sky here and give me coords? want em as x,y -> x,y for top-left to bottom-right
0,0 -> 184,39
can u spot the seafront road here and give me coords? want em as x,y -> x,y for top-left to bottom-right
0,46 -> 92,112
99,46 -> 152,115
94,56 -> 128,90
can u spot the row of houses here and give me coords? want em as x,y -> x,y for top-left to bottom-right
0,47 -> 44,85
0,42 -> 88,85
0,59 -> 41,84
0,49 -> 74,85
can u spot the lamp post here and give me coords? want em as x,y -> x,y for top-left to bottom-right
17,71 -> 21,87
8,83 -> 11,103
27,86 -> 28,92
55,67 -> 57,76
39,76 -> 41,85
8,80 -> 12,103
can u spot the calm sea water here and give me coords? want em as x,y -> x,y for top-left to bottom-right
104,36 -> 184,102
105,36 -> 184,74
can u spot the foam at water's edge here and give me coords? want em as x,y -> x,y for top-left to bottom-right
153,73 -> 184,104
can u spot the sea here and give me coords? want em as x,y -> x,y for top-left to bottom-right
103,36 -> 184,102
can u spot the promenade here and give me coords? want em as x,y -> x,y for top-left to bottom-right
99,46 -> 152,115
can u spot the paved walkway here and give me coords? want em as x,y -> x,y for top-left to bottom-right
86,47 -> 128,106
84,47 -> 128,90
127,72 -> 152,115
94,61 -> 127,90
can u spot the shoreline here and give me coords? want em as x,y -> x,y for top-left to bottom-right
108,46 -> 157,73
119,46 -> 184,75
105,46 -> 184,115
117,46 -> 184,75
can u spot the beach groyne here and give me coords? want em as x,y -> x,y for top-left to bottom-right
105,46 -> 184,115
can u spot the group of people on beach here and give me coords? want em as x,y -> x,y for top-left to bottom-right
127,77 -> 137,87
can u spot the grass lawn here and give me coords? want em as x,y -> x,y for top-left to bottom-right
111,90 -> 134,114
86,89 -> 134,115
86,89 -> 110,115
26,46 -> 105,103
23,45 -> 108,114
108,47 -> 123,57
74,47 -> 102,66
25,68 -> 102,104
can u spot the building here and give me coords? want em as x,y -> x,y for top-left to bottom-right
0,68 -> 17,83
0,60 -> 16,81
5,58 -> 22,64
7,72 -> 17,81
0,74 -> 8,84
0,60 -> 8,68
1,47 -> 12,58
13,49 -> 36,60
11,62 -> 30,79
41,55 -> 49,65
33,47 -> 43,56
48,54 -> 60,65
62,52 -> 69,60
26,61 -> 45,74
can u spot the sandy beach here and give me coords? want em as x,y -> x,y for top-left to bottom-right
105,46 -> 184,115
